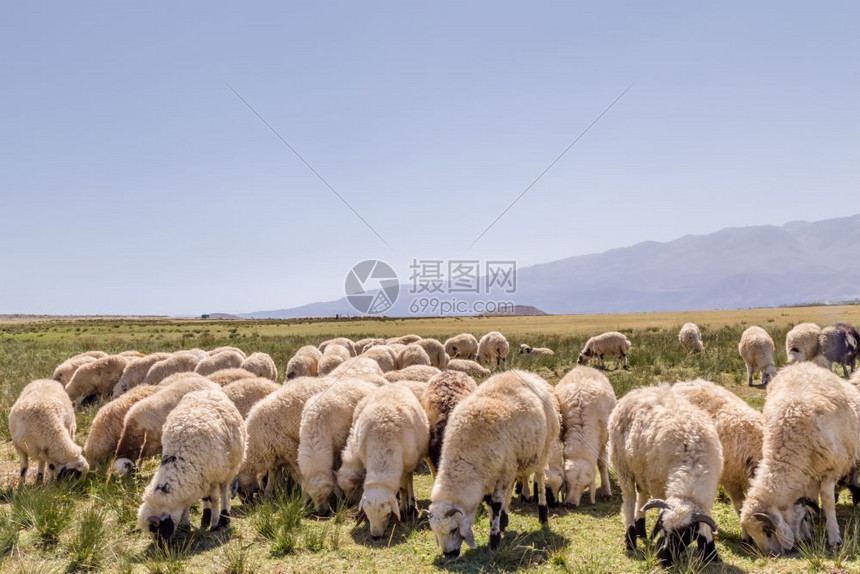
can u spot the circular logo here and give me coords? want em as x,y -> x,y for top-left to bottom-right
345,260 -> 399,315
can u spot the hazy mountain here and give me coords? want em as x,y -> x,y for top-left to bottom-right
239,214 -> 860,318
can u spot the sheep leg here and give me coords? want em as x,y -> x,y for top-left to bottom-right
598,354 -> 605,369
598,450 -> 612,498
405,473 -> 417,518
216,482 -> 231,530
489,485 -> 506,550
633,489 -> 648,540
16,448 -> 27,484
201,495 -> 213,530
180,507 -> 191,530
36,460 -> 46,483
589,479 -> 597,506
536,470 -> 548,525
621,481 -> 638,550
746,362 -> 753,386
821,479 -> 842,549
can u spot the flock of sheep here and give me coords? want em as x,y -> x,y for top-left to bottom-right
6,320 -> 860,567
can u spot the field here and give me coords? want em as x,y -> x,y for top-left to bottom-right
1,305 -> 860,573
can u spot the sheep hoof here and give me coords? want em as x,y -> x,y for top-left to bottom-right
214,511 -> 231,531
635,517 -> 646,539
489,532 -> 501,550
538,505 -> 548,525
625,526 -> 637,551
200,509 -> 212,529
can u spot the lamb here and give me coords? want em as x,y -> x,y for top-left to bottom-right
207,346 -> 246,359
578,331 -> 631,370
421,371 -> 477,474
112,353 -> 173,398
318,344 -> 351,376
298,378 -> 379,512
477,331 -> 510,368
785,323 -> 821,364
137,388 -> 246,541
241,352 -> 278,381
678,323 -> 705,352
819,323 -> 859,377
222,377 -> 280,418
285,345 -> 323,380
518,344 -> 555,357
113,376 -> 220,475
9,379 -> 89,483
673,379 -> 764,540
444,334 -> 479,360
738,326 -> 777,386
608,384 -> 722,566
397,343 -> 432,369
319,338 -> 357,357
362,345 -> 398,373
207,368 -> 257,386
428,370 -> 560,556
386,334 -> 422,346
337,383 -> 429,538
195,350 -> 245,376
53,355 -> 97,386
739,363 -> 858,554
142,353 -> 201,386
446,359 -> 491,377
65,355 -> 130,405
84,385 -> 161,465
553,366 -> 616,508
415,338 -> 450,369
384,365 -> 441,383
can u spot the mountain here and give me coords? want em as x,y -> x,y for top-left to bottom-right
238,215 -> 860,318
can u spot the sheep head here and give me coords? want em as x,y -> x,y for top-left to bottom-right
641,499 -> 719,566
563,459 -> 596,508
360,487 -> 400,538
428,502 -> 476,557
741,504 -> 796,556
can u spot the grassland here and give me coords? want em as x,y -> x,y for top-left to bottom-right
0,305 -> 859,573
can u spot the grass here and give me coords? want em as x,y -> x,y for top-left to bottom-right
0,307 -> 859,572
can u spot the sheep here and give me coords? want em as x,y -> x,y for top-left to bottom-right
678,323 -> 705,352
208,346 -> 246,359
222,377 -> 280,418
421,371 -> 477,474
739,326 -> 777,386
553,366 -> 616,508
53,355 -> 97,386
158,371 -> 209,386
298,378 -> 380,512
119,350 -> 145,358
285,345 -> 323,380
386,334 -> 422,346
446,358 -> 491,377
137,388 -> 246,541
207,368 -> 257,387
578,331 -> 631,370
518,344 -> 555,357
318,344 -> 351,376
444,334 -> 479,360
673,379 -> 764,540
142,353 -> 201,386
65,355 -> 130,406
113,376 -> 220,475
428,370 -> 560,556
398,379 -> 430,403
337,383 -> 429,538
477,331 -> 510,368
384,365 -> 441,383
359,338 -> 387,352
397,343 -> 432,369
195,350 -> 245,376
319,338 -> 357,357
608,384 -> 722,566
739,363 -> 859,554
241,352 -> 278,381
9,379 -> 89,483
362,345 -> 398,373
112,352 -> 173,398
820,323 -> 859,377
414,338 -> 450,369
181,348 -> 209,360
327,356 -> 386,384
70,350 -> 109,361
84,385 -> 161,465
785,323 -> 821,364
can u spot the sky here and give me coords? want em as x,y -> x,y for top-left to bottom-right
1,1 -> 858,315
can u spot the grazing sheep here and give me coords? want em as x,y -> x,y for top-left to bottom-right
137,388 -> 246,541
362,345 -> 398,373
113,377 -> 220,475
444,334 -> 479,361
673,379 -> 764,540
820,323 -> 859,377
446,359 -> 491,377
319,338 -> 357,357
739,326 -> 777,386
384,365 -> 441,383
208,346 -> 246,359
415,338 -> 450,369
9,379 -> 89,483
207,368 -> 257,386
398,343 -> 432,369
337,384 -> 430,538
142,353 -> 201,386
386,334 -> 422,346
84,385 -> 161,465
65,355 -> 130,405
195,350 -> 245,376
119,350 -> 145,358
318,344 -> 351,376
785,323 -> 821,364
422,371 -> 478,474
285,345 -> 323,380
158,372 -> 209,386
53,355 -> 97,387
222,377 -> 280,418
71,350 -> 109,361
298,378 -> 379,512
181,348 -> 210,360
112,353 -> 173,398
358,338 -> 386,353
578,331 -> 631,370
398,379 -> 430,403
740,363 -> 859,554
553,366 -> 616,508
678,323 -> 705,352
241,352 -> 278,381
428,370 -> 560,556
518,344 -> 555,357
327,357 -> 386,384
609,384 -> 722,566
477,331 -> 510,368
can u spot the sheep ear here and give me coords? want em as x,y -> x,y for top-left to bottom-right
390,494 -> 401,522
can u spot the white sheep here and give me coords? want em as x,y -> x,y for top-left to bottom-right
678,323 -> 705,352
362,345 -> 398,373
446,359 -> 491,377
738,326 -> 777,386
415,338 -> 450,369
819,323 -> 859,377
119,350 -> 145,358
327,356 -> 387,384
740,363 -> 858,554
158,372 -> 209,386
84,385 -> 161,465
207,346 -> 246,359
70,350 -> 109,361
477,331 -> 510,368
518,344 -> 555,357
137,388 -> 246,541
319,338 -> 358,357
384,365 -> 441,383
207,368 -> 257,387
428,370 -> 560,556
9,379 -> 89,483
222,377 -> 280,418
386,334 -> 422,346
397,343 -> 432,369
240,352 -> 278,381
578,331 -> 631,370
112,353 -> 173,398
553,366 -> 616,508
444,334 -> 479,361
785,323 -> 821,364
318,344 -> 351,376
337,383 -> 429,538
53,355 -> 97,386
609,384 -> 722,566
142,353 -> 201,386
285,345 -> 323,380
65,355 -> 130,406
195,350 -> 245,376
421,371 -> 477,474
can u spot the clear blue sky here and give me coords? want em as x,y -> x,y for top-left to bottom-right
2,2 -> 858,315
